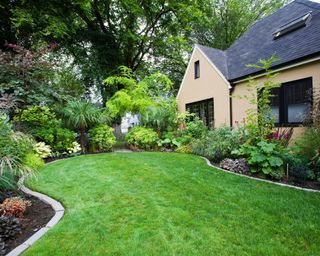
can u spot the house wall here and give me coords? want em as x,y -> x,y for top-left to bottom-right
231,60 -> 320,140
177,48 -> 230,127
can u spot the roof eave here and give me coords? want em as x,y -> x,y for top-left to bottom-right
230,51 -> 320,85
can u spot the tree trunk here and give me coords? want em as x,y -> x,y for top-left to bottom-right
79,128 -> 86,153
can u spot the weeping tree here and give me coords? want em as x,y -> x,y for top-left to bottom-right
104,66 -> 173,128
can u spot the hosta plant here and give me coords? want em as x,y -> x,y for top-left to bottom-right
67,142 -> 82,154
34,142 -> 52,159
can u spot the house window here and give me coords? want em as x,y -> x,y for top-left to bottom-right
194,60 -> 200,79
186,98 -> 214,127
269,77 -> 312,126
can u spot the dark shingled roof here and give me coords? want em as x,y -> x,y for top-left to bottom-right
197,0 -> 320,82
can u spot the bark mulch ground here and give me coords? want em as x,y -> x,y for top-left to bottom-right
5,193 -> 55,254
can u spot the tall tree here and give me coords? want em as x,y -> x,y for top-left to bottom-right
193,0 -> 288,50
11,0 -> 204,100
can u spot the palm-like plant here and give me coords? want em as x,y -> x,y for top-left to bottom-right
62,100 -> 104,151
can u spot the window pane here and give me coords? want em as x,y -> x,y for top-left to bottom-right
186,98 -> 214,127
288,103 -> 309,123
194,61 -> 200,79
284,77 -> 312,124
270,106 -> 280,123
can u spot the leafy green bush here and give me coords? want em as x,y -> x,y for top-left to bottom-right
157,132 -> 181,149
15,105 -> 77,154
295,127 -> 320,178
191,126 -> 242,162
178,118 -> 208,145
125,126 -> 158,150
23,153 -> 45,171
233,141 -> 287,180
176,145 -> 192,154
140,99 -> 181,135
16,105 -> 60,129
88,125 -> 116,152
35,127 -> 76,153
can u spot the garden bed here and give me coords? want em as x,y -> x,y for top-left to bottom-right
4,193 -> 55,255
211,161 -> 320,191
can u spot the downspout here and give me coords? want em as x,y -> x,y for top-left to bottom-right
229,86 -> 234,128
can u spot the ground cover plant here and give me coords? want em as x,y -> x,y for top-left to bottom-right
25,153 -> 320,256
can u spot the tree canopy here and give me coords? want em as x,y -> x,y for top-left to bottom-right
3,0 -> 288,100
193,0 -> 288,50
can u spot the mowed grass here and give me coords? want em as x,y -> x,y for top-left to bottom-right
24,153 -> 320,256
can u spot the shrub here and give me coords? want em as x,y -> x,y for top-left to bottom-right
23,153 -> 45,171
289,165 -> 314,181
125,126 -> 158,150
0,197 -> 31,218
176,145 -> 192,154
295,127 -> 320,179
157,132 -> 181,149
35,127 -> 76,153
178,118 -> 208,145
17,105 -> 60,128
233,141 -> 287,180
33,142 -> 52,159
88,125 -> 116,152
140,99 -> 181,135
192,126 -> 242,162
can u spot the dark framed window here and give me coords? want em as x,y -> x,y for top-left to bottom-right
269,77 -> 312,126
186,98 -> 214,127
194,60 -> 200,79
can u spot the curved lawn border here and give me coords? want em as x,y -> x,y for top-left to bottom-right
7,175 -> 65,256
202,157 -> 320,193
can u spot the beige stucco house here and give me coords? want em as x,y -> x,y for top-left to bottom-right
177,0 -> 320,139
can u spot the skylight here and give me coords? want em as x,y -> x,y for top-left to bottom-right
273,12 -> 312,39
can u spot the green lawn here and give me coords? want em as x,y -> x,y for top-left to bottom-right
25,153 -> 320,256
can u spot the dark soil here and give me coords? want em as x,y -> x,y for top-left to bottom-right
211,161 -> 320,191
5,193 -> 55,254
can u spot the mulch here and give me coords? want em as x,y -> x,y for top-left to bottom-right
5,193 -> 55,254
211,161 -> 320,191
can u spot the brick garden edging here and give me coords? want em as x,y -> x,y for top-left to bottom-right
202,157 -> 320,193
7,175 -> 65,256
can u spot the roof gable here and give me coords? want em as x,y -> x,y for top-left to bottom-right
196,0 -> 320,82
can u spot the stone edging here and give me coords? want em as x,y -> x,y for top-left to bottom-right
6,176 -> 65,256
202,157 -> 320,193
